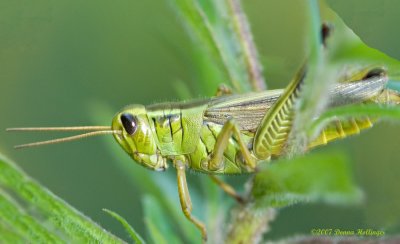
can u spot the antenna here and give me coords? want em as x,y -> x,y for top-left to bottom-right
6,126 -> 121,149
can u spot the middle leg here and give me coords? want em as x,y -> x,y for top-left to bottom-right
209,175 -> 245,203
208,118 -> 256,171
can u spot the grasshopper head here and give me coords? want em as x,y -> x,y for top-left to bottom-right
112,105 -> 166,171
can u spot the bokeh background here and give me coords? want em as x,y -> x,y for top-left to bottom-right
1,0 -> 400,241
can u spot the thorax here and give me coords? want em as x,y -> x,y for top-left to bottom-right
145,101 -> 208,156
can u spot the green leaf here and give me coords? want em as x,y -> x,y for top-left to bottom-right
287,1 -> 400,155
170,0 -> 265,93
0,153 -> 124,243
103,209 -> 145,244
0,217 -> 29,243
252,152 -> 362,208
322,6 -> 400,79
286,0 -> 341,157
0,191 -> 62,243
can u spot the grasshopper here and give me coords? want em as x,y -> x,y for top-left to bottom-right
7,63 -> 400,240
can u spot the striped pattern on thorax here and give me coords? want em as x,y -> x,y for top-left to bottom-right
146,102 -> 208,156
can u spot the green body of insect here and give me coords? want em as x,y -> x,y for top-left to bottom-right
107,65 -> 399,240
111,66 -> 398,175
8,65 -> 400,241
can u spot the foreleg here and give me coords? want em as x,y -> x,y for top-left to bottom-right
175,160 -> 207,241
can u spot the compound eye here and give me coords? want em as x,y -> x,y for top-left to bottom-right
364,68 -> 386,79
120,113 -> 137,135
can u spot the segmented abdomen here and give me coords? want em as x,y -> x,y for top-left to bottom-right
309,117 -> 375,148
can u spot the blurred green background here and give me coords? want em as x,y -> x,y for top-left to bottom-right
1,0 -> 400,241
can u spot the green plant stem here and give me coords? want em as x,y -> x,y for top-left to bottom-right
227,1 -> 327,241
226,204 -> 275,244
286,0 -> 331,157
172,0 -> 241,91
226,0 -> 266,91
